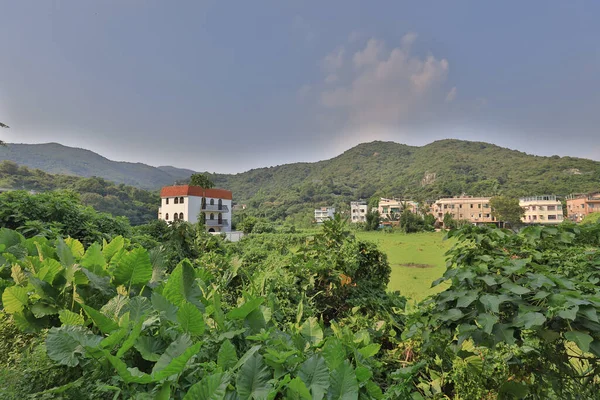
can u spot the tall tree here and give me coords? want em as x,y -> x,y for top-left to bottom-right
189,173 -> 214,188
0,122 -> 8,146
490,195 -> 524,228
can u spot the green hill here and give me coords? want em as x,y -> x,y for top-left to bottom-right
0,143 -> 190,189
2,139 -> 600,225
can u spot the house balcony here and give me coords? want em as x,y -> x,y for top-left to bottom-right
206,219 -> 229,227
202,205 -> 229,212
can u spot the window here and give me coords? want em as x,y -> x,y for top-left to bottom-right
484,204 -> 489,208
470,204 -> 474,208
548,215 -> 557,220
179,212 -> 184,220
459,204 -> 462,208
210,199 -> 215,205
180,197 -> 184,204
210,213 -> 214,220
165,213 -> 169,220
218,199 -> 223,210
478,204 -> 481,208
173,213 -> 178,221
166,198 -> 169,205
174,197 -> 179,204
532,206 -> 536,210
547,205 -> 555,211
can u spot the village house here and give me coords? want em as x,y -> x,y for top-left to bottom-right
377,198 -> 419,220
314,207 -> 335,223
350,201 -> 368,223
566,193 -> 600,222
519,195 -> 563,224
158,185 -> 232,232
432,196 -> 496,225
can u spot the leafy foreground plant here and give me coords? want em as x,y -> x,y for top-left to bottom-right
0,228 -> 387,399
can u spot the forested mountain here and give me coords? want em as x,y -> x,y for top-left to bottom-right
0,143 -> 190,189
2,139 -> 600,225
0,161 -> 159,225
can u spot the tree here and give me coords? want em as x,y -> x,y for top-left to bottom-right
189,173 -> 214,188
443,212 -> 455,229
0,121 -> 8,146
364,210 -> 380,231
490,195 -> 524,228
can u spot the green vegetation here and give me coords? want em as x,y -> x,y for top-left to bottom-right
490,195 -> 525,228
0,162 -> 159,225
1,196 -> 600,398
357,231 -> 453,302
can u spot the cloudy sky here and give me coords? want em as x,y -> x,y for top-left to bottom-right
1,1 -> 599,173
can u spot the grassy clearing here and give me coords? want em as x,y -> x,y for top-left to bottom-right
356,231 -> 454,303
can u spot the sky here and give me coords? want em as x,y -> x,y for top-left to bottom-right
1,1 -> 599,174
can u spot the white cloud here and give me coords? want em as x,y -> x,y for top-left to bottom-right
318,33 -> 451,129
445,86 -> 457,102
323,47 -> 345,71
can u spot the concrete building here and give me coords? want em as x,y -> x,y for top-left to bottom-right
566,193 -> 600,222
314,207 -> 335,224
158,185 -> 232,232
350,201 -> 368,223
378,198 -> 419,220
432,196 -> 496,225
519,195 -> 563,224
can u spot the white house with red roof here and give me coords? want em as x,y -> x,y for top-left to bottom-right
158,185 -> 233,232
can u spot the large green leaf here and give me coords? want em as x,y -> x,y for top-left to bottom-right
183,372 -> 230,400
502,282 -> 530,295
103,351 -> 153,384
102,236 -> 125,262
65,238 -> 84,261
513,312 -> 546,329
177,302 -> 206,335
217,339 -> 238,370
11,264 -> 27,285
226,297 -> 264,320
152,292 -> 179,322
236,353 -> 273,400
327,361 -> 358,400
37,258 -> 64,284
163,259 -> 203,308
81,304 -> 119,334
152,341 -> 202,381
2,286 -> 28,313
135,336 -> 167,362
321,338 -> 346,371
287,377 -> 312,400
46,326 -> 102,367
59,309 -> 85,326
116,318 -> 144,357
123,296 -> 152,322
298,355 -> 329,400
112,247 -> 152,288
564,331 -> 593,353
300,317 -> 323,346
31,302 -> 58,318
101,295 -> 130,319
56,238 -> 75,268
80,243 -> 107,276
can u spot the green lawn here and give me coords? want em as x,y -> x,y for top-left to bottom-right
356,231 -> 454,303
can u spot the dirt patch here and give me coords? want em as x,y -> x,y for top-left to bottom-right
399,263 -> 434,269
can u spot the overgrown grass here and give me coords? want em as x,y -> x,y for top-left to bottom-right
356,231 -> 454,303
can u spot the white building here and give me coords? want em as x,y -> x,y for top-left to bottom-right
519,195 -> 563,225
314,207 -> 335,224
158,185 -> 233,232
378,198 -> 419,220
350,201 -> 368,223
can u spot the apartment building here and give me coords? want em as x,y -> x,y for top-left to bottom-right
566,193 -> 600,222
519,195 -> 563,224
158,185 -> 233,232
378,198 -> 419,220
432,196 -> 495,225
314,207 -> 335,224
350,201 -> 368,223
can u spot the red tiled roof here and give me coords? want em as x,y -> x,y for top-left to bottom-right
160,185 -> 232,200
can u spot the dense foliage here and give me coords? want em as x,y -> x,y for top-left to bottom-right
1,204 -> 600,398
0,163 -> 159,225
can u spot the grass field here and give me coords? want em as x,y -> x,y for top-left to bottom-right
356,231 -> 454,303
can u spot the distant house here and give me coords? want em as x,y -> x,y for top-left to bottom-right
350,201 -> 368,223
314,207 -> 335,224
432,196 -> 495,225
520,195 -> 563,224
158,185 -> 232,232
566,193 -> 600,222
378,198 -> 419,220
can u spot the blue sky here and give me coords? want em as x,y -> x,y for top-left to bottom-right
1,1 -> 599,173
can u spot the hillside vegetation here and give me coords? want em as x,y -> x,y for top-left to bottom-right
3,139 -> 600,224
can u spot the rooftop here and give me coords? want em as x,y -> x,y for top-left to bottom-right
160,185 -> 232,200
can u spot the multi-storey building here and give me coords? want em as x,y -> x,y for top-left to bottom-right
350,201 -> 368,223
377,198 -> 419,220
566,193 -> 600,222
519,195 -> 563,224
314,207 -> 335,224
158,185 -> 232,232
432,196 -> 495,225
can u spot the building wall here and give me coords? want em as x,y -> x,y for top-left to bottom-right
520,196 -> 563,224
432,197 -> 495,225
159,195 -> 232,232
350,202 -> 368,222
315,207 -> 335,223
567,194 -> 600,222
378,198 -> 419,219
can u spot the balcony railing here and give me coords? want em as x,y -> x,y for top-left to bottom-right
202,205 -> 229,212
206,219 -> 228,226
